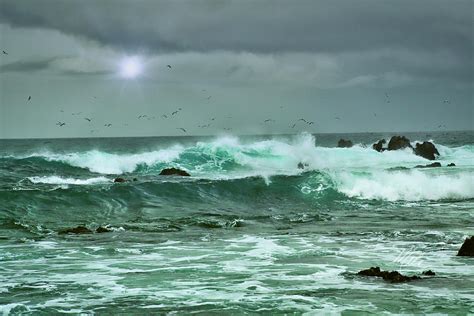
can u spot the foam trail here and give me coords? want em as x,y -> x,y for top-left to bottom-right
28,176 -> 110,185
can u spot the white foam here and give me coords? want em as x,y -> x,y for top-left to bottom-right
28,176 -> 110,185
334,169 -> 474,201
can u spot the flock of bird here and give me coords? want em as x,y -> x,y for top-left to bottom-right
2,48 -> 453,134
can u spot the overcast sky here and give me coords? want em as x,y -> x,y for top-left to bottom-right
0,0 -> 472,138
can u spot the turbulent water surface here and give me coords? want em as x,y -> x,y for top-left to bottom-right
1,131 -> 473,314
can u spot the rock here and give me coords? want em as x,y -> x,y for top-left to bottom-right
457,236 -> 474,256
415,162 -> 442,168
133,178 -> 138,181
96,226 -> 112,233
357,267 -> 421,283
113,177 -> 127,183
414,141 -> 440,160
447,163 -> 456,167
337,139 -> 353,148
387,136 -> 413,151
422,270 -> 436,276
372,139 -> 386,152
59,226 -> 93,235
159,168 -> 191,177
297,162 -> 305,169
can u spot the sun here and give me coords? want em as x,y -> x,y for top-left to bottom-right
119,57 -> 143,79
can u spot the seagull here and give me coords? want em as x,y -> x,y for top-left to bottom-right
84,118 -> 92,122
162,114 -> 168,119
167,65 -> 172,69
206,96 -> 212,100
307,121 -> 314,125
264,119 -> 275,123
171,110 -> 179,115
56,122 -> 66,127
298,118 -> 307,123
224,128 -> 232,131
104,123 -> 112,127
291,123 -> 296,128
443,99 -> 450,104
27,96 -> 31,101
72,112 -> 82,116
177,128 -> 187,133
334,117 -> 341,120
2,50 -> 7,55
210,118 -> 215,121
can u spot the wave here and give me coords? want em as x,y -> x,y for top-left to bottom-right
3,134 -> 473,176
27,176 -> 111,185
333,169 -> 474,201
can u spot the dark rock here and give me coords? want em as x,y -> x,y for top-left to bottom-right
415,162 -> 441,168
422,270 -> 436,276
357,267 -> 421,283
457,236 -> 474,256
372,139 -> 386,152
59,226 -> 93,235
96,226 -> 112,233
159,168 -> 190,176
132,178 -> 138,181
447,163 -> 456,167
388,136 -> 413,151
337,139 -> 353,148
113,177 -> 127,183
297,162 -> 305,169
414,141 -> 440,160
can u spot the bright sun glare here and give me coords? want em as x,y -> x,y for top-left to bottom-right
120,57 -> 143,78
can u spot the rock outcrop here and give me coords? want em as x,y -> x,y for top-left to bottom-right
457,236 -> 474,256
357,267 -> 434,283
415,162 -> 441,168
337,139 -> 353,148
447,163 -> 456,167
372,139 -> 386,152
59,226 -> 93,235
113,177 -> 127,183
414,141 -> 440,160
387,136 -> 412,151
159,168 -> 191,176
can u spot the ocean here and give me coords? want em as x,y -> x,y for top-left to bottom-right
0,131 -> 473,314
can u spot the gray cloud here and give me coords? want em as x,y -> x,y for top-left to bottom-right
0,0 -> 471,58
0,58 -> 56,73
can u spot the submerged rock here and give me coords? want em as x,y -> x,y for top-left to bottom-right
357,267 -> 428,283
388,136 -> 413,151
159,168 -> 191,176
414,141 -> 440,160
422,270 -> 436,276
96,226 -> 113,233
337,139 -> 353,148
447,163 -> 456,167
59,226 -> 93,235
113,177 -> 127,183
457,236 -> 474,256
372,139 -> 386,152
415,162 -> 442,168
297,162 -> 309,169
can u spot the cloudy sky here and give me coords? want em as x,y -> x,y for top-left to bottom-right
0,0 -> 472,138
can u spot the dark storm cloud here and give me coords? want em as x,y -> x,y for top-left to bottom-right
0,0 -> 471,58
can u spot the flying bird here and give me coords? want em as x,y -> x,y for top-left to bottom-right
2,50 -> 7,55
84,118 -> 92,122
104,123 -> 112,127
177,128 -> 187,133
334,117 -> 341,120
167,65 -> 172,69
264,119 -> 275,123
56,122 -> 66,127
171,111 -> 179,115
27,96 -> 31,101
291,123 -> 296,128
162,114 -> 168,119
206,96 -> 212,100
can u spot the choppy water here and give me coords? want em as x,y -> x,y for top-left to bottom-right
1,131 -> 473,314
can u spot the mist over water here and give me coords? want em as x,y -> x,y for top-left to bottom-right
1,131 -> 473,314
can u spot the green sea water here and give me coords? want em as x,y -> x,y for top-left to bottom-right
0,131 -> 473,314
